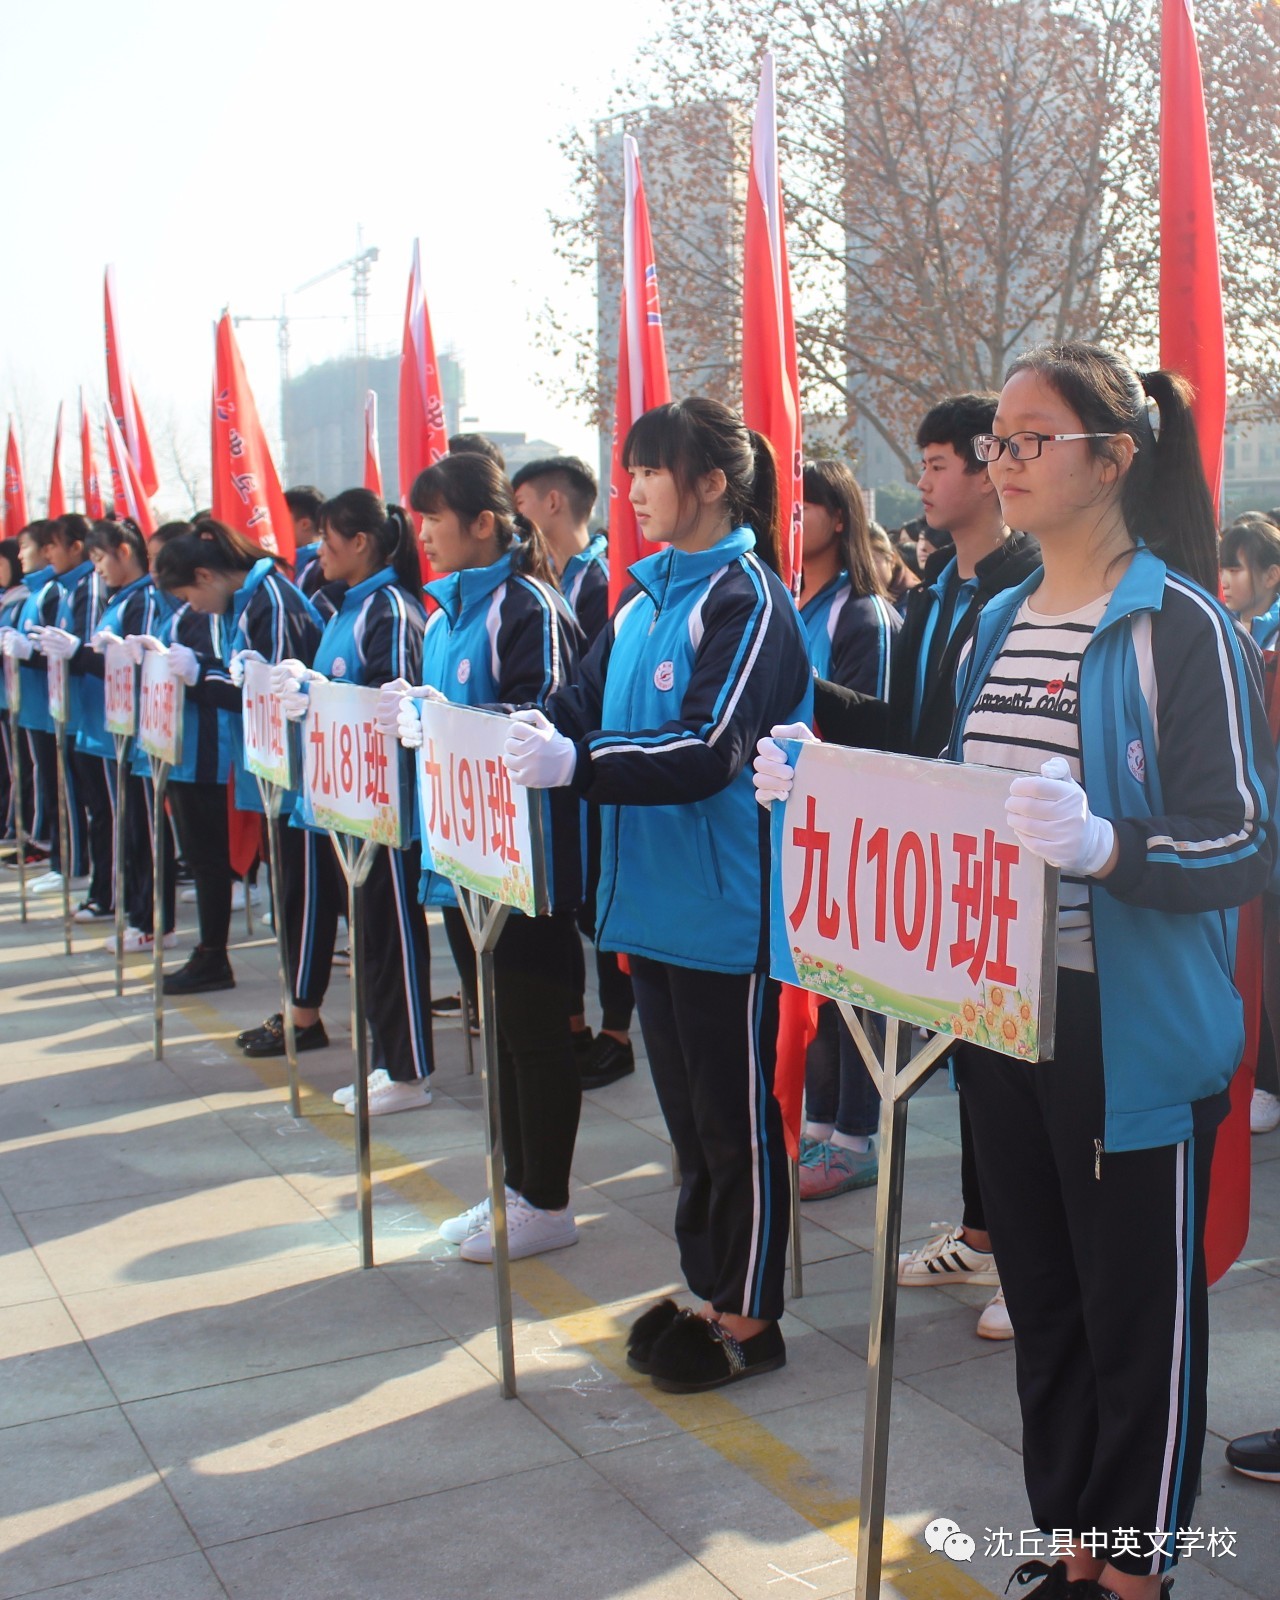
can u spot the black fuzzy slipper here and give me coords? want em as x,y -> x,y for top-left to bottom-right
626,1299 -> 682,1374
650,1313 -> 786,1393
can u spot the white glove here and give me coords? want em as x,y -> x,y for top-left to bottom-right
502,708 -> 577,788
270,658 -> 323,697
394,695 -> 425,748
30,626 -> 80,661
752,722 -> 817,808
374,678 -> 445,737
1005,756 -> 1116,876
90,628 -> 123,654
228,648 -> 265,688
3,629 -> 34,660
166,642 -> 200,686
123,633 -> 165,666
280,686 -> 311,721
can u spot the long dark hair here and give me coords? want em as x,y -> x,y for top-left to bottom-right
85,517 -> 149,572
152,517 -> 283,592
0,537 -> 20,589
410,453 -> 560,587
1005,341 -> 1217,592
622,396 -> 783,576
802,459 -> 884,599
319,489 -> 420,594
1220,516 -> 1280,582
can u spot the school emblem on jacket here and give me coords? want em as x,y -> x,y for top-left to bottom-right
457,658 -> 471,685
1127,739 -> 1146,783
331,656 -> 347,678
654,659 -> 675,692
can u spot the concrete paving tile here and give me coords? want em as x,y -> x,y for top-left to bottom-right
899,1342 -> 1023,1455
0,1408 -> 198,1599
64,1250 -> 444,1402
16,1551 -> 230,1600
0,1297 -> 116,1428
20,1176 -> 351,1296
1182,1448 -> 1276,1600
1205,1271 -> 1280,1445
0,1213 -> 58,1308
126,1341 -> 575,1544
205,1458 -> 734,1600
570,1113 -> 688,1200
0,1099 -> 270,1213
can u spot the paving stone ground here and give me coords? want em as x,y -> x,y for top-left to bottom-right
1,874 -> 1276,1598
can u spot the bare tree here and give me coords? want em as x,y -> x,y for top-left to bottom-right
157,408 -> 208,518
547,0 -> 1280,477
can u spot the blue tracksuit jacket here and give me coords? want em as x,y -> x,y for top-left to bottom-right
800,571 -> 900,696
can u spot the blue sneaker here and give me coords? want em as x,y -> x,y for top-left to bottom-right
798,1139 -> 878,1200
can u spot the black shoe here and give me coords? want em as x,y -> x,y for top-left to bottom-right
625,1298 -> 681,1374
73,899 -> 114,922
571,1027 -> 595,1067
174,859 -> 194,884
237,1013 -> 283,1048
431,994 -> 462,1017
1226,1424 -> 1280,1481
2,846 -> 49,869
1005,1561 -> 1107,1598
650,1313 -> 786,1394
242,1017 -> 330,1058
162,946 -> 235,995
580,1034 -> 635,1090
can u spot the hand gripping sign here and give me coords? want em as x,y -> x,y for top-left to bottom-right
414,700 -> 549,917
300,680 -> 406,847
770,742 -> 1057,1059
242,657 -> 295,790
47,657 -> 69,725
137,650 -> 185,767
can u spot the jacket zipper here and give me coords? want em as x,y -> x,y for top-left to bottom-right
1094,1138 -> 1103,1181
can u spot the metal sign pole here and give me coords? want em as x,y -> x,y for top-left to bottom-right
9,712 -> 27,922
243,870 -> 255,938
457,885 -> 515,1398
149,761 -> 172,1060
111,742 -> 128,996
788,1158 -> 804,1299
329,831 -> 379,1268
258,784 -> 300,1117
837,1005 -> 954,1600
55,726 -> 73,955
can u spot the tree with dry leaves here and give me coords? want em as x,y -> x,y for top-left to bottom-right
546,0 -> 1280,485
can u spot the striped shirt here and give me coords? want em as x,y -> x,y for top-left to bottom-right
963,593 -> 1109,972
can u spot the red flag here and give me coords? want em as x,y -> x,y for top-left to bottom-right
398,240 -> 448,504
211,314 -> 295,563
79,390 -> 105,519
775,985 -> 820,1161
1160,0 -> 1226,506
103,404 -> 156,536
4,422 -> 29,537
607,135 -> 672,609
743,52 -> 803,594
363,389 -> 384,497
103,265 -> 160,498
47,403 -> 67,520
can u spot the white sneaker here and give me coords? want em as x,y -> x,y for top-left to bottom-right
343,1077 -> 432,1116
459,1194 -> 578,1262
438,1187 -> 519,1246
231,882 -> 263,911
180,886 -> 198,904
898,1224 -> 1000,1287
1250,1088 -> 1280,1135
101,927 -> 179,954
977,1287 -> 1014,1340
332,1067 -> 391,1106
28,871 -> 65,896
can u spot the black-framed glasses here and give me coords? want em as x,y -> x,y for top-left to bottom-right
971,431 -> 1128,463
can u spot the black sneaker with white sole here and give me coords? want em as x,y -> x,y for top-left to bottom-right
1226,1424 -> 1280,1481
73,899 -> 114,922
162,946 -> 235,995
580,1034 -> 635,1090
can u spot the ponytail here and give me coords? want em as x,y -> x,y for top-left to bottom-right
510,511 -> 560,586
745,432 -> 783,576
1006,342 -> 1218,593
152,517 -> 283,593
85,516 -> 149,572
319,489 -> 422,595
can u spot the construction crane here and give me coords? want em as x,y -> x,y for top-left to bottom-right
294,235 -> 380,364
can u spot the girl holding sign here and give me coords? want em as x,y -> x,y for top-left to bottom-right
393,451 -> 584,1263
152,520 -> 334,1049
274,492 -> 434,1113
505,396 -> 813,1391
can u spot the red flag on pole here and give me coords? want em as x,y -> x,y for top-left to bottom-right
47,403 -> 67,520
363,389 -> 384,496
1159,0 -> 1226,505
104,265 -> 160,498
211,313 -> 295,563
743,52 -> 803,593
607,135 -> 672,609
103,404 -> 156,536
398,239 -> 448,503
79,390 -> 104,519
4,421 -> 29,537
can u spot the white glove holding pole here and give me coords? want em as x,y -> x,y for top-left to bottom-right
123,633 -> 165,666
502,708 -> 577,788
280,685 -> 312,721
3,628 -> 34,660
30,626 -> 80,661
270,658 -> 324,698
90,628 -> 122,654
166,642 -> 200,686
228,648 -> 265,688
1005,756 -> 1116,876
752,722 -> 817,808
375,678 -> 446,739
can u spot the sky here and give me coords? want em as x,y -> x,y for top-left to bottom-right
0,0 -> 664,515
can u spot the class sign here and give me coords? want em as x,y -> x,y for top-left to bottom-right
103,643 -> 136,738
138,652 -> 185,766
300,680 -> 404,846
770,743 -> 1057,1061
242,658 -> 293,789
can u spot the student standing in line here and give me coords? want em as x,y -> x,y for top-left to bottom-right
0,538 -> 24,841
506,396 -> 812,1393
511,454 -> 637,1091
274,491 -> 434,1113
390,451 -> 585,1260
153,519 -> 335,1049
1,522 -> 58,871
